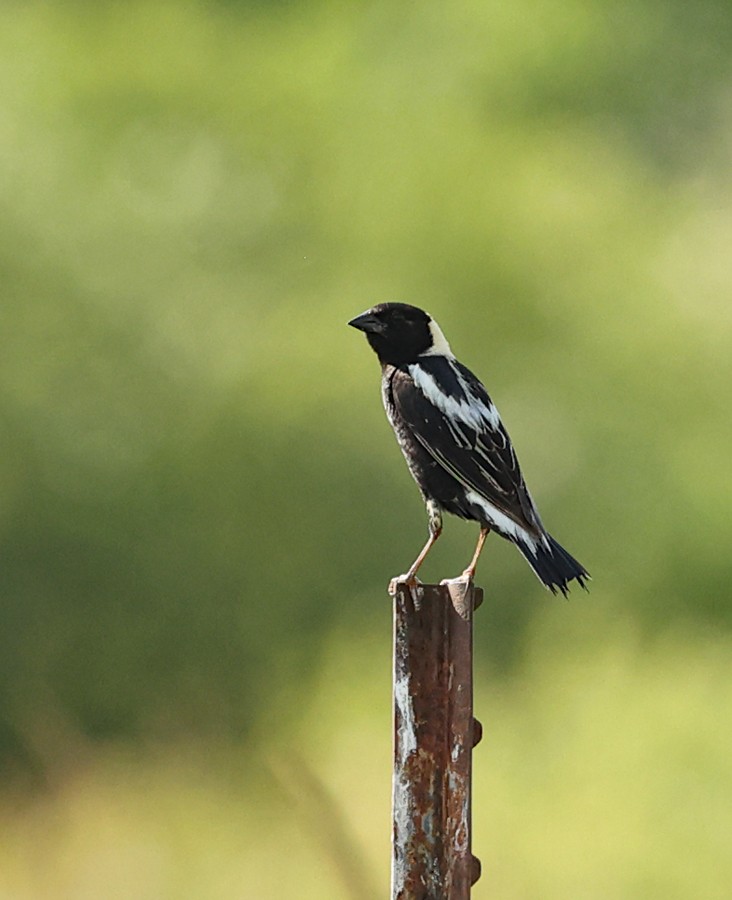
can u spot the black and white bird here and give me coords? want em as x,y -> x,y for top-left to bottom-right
348,302 -> 589,595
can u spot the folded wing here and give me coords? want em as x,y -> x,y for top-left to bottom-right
392,358 -> 544,538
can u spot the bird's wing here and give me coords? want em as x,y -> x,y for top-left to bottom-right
391,358 -> 543,535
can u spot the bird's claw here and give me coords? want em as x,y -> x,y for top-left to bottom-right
440,573 -> 475,616
389,574 -> 422,596
440,572 -> 474,586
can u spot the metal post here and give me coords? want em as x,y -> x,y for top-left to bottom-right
391,581 -> 483,899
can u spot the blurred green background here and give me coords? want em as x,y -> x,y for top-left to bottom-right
1,1 -> 731,897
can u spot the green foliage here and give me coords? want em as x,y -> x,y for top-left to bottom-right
0,0 -> 731,890
1,622 -> 730,898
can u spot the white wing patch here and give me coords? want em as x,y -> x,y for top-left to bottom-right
408,362 -> 501,431
464,489 -> 540,550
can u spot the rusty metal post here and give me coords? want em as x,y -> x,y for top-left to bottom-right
390,580 -> 483,899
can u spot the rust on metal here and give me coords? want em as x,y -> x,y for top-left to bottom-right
390,580 -> 483,899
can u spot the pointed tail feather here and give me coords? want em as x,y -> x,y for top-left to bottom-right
518,533 -> 590,597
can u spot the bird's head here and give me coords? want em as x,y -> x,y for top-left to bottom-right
348,302 -> 453,366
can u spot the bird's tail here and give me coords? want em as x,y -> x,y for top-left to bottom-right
518,533 -> 590,597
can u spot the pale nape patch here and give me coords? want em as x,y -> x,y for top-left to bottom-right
421,318 -> 454,358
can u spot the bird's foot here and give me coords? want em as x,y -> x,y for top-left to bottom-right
440,570 -> 474,586
389,574 -> 422,596
440,572 -> 476,617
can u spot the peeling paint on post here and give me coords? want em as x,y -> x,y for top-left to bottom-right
390,580 -> 483,899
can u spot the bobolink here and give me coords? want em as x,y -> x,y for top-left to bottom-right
349,302 -> 589,595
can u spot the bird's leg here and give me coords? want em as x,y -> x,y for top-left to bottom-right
404,502 -> 443,581
461,525 -> 491,581
391,502 -> 443,591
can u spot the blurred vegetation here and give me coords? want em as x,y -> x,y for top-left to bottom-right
1,0 -> 731,896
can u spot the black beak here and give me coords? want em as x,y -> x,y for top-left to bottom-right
348,311 -> 383,334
